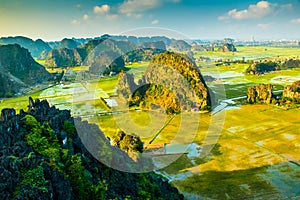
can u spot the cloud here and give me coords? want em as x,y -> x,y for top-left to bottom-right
119,0 -> 180,14
291,18 -> 300,24
126,13 -> 142,18
167,0 -> 181,2
119,0 -> 160,14
71,19 -> 81,25
151,19 -> 159,25
257,23 -> 270,29
106,14 -> 119,20
94,4 -> 110,14
83,14 -> 89,20
219,1 -> 292,20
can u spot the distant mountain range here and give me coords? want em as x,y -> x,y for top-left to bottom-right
0,35 -> 237,97
0,36 -> 51,59
0,35 -> 240,63
0,35 -> 176,59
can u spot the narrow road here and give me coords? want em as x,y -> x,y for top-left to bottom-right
148,115 -> 176,145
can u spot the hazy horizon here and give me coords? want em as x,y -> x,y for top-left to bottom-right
1,0 -> 300,41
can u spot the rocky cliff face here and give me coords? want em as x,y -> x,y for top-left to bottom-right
45,48 -> 82,68
84,39 -> 134,75
45,38 -> 130,74
218,43 -> 237,52
0,73 -> 25,97
119,52 -> 211,113
0,98 -> 183,199
0,44 -> 52,97
147,52 -> 211,110
247,84 -> 273,104
44,38 -> 168,73
168,40 -> 192,52
283,80 -> 300,102
59,38 -> 79,49
88,51 -> 126,75
139,41 -> 166,51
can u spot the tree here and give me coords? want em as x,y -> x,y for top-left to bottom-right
112,130 -> 143,153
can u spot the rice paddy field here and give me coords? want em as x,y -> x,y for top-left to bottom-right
1,46 -> 300,199
194,46 -> 300,61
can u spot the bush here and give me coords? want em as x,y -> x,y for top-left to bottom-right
23,115 -> 39,128
63,120 -> 76,135
112,130 -> 143,153
21,165 -> 48,193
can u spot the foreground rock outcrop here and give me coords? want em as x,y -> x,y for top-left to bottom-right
0,98 -> 183,199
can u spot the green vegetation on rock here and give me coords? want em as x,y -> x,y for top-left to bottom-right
246,61 -> 279,75
247,84 -> 273,104
0,44 -> 52,97
118,52 -> 211,113
0,98 -> 183,199
283,80 -> 300,103
45,48 -> 82,68
112,130 -> 144,153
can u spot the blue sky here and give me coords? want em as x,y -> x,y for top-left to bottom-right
0,0 -> 300,41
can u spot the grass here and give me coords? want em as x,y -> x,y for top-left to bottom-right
84,77 -> 118,95
194,46 -> 300,61
157,104 -> 300,199
126,62 -> 149,79
0,91 -> 42,112
171,164 -> 291,199
45,66 -> 89,73
87,110 -> 171,144
35,59 -> 46,66
200,63 -> 300,99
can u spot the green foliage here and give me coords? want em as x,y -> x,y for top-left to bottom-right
63,120 -> 76,135
130,84 -> 181,114
89,180 -> 107,200
21,165 -> 48,193
123,52 -> 211,113
23,115 -> 39,128
25,122 -> 61,160
65,155 -> 107,200
112,130 -> 143,153
65,155 -> 87,198
9,155 -> 22,164
246,61 -> 278,74
137,174 -> 160,200
245,59 -> 300,75
23,115 -> 107,199
211,143 -> 222,156
5,91 -> 14,98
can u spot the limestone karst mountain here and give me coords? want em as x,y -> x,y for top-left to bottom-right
0,44 -> 52,97
118,52 -> 211,113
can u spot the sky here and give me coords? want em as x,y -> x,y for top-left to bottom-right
0,0 -> 300,41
